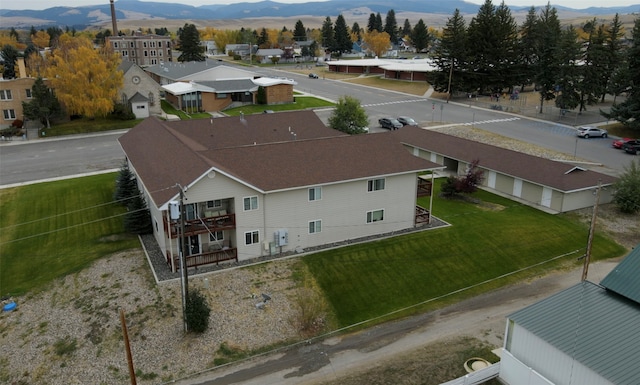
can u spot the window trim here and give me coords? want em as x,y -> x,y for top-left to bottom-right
366,209 -> 384,223
309,219 -> 322,234
209,231 -> 224,242
244,230 -> 259,245
367,178 -> 385,192
308,186 -> 322,201
243,196 -> 258,211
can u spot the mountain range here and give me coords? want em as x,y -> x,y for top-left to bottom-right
0,0 -> 638,29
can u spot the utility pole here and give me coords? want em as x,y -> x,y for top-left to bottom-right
446,58 -> 454,103
178,186 -> 189,332
582,180 -> 602,281
120,308 -> 137,385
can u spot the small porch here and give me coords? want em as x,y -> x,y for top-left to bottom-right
166,246 -> 237,272
164,212 -> 236,238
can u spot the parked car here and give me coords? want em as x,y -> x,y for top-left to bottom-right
613,137 -> 637,149
378,117 -> 403,130
622,141 -> 640,155
308,73 -> 319,79
577,126 -> 608,139
398,116 -> 418,126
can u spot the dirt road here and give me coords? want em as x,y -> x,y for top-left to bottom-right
171,259 -> 619,385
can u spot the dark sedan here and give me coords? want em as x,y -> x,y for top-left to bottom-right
622,140 -> 640,155
378,117 -> 403,130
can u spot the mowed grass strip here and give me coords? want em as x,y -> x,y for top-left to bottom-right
0,173 -> 139,296
303,180 -> 625,327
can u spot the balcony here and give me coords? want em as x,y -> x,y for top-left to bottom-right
167,246 -> 237,271
164,212 -> 236,239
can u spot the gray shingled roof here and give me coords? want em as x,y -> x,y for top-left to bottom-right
601,245 -> 640,303
118,111 -> 442,207
394,126 -> 617,192
129,92 -> 148,103
508,281 -> 640,385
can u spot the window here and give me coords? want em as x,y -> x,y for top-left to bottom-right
308,187 -> 322,201
148,92 -> 155,106
0,90 -> 12,100
309,220 -> 322,234
3,110 -> 16,120
114,42 -> 119,48
207,199 -> 222,208
243,196 -> 258,211
367,178 -> 385,192
217,93 -> 228,99
122,51 -> 128,57
209,231 -> 224,242
366,209 -> 384,223
25,89 -> 32,98
130,42 -> 135,48
143,42 -> 148,48
245,230 -> 259,245
136,105 -> 146,110
144,51 -> 148,57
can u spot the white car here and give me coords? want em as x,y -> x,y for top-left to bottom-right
577,126 -> 608,139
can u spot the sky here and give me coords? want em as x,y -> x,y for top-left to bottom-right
2,0 -> 639,11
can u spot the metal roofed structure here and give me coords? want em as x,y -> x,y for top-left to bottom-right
601,245 -> 640,303
500,246 -> 640,385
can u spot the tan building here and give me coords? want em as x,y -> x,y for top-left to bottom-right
107,32 -> 173,67
0,77 -> 36,130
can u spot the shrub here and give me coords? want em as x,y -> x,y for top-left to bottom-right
186,289 -> 210,333
613,159 -> 640,214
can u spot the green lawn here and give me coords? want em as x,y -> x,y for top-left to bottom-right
303,179 -> 625,327
223,96 -> 334,116
0,173 -> 140,296
41,117 -> 143,137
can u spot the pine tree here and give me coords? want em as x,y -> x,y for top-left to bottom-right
602,14 -> 626,102
603,18 -> 640,131
334,15 -> 351,53
554,26 -> 582,112
516,7 -> 539,91
375,13 -> 384,32
293,20 -> 307,41
533,4 -> 562,113
114,161 -> 137,205
124,183 -> 153,235
178,23 -> 205,62
411,20 -> 429,54
1,45 -> 18,79
431,9 -> 468,95
22,77 -> 61,128
384,9 -> 399,45
321,17 -> 335,52
352,22 -> 362,42
367,13 -> 377,33
577,21 -> 609,112
402,19 -> 412,39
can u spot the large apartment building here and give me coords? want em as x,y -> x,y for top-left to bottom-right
107,32 -> 173,67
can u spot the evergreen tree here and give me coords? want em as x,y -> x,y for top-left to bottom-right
258,28 -> 269,48
402,19 -> 412,38
603,18 -> 640,131
411,19 -> 429,53
577,21 -> 609,112
1,45 -> 18,79
516,7 -> 539,91
124,183 -> 153,235
352,22 -> 362,42
114,160 -> 137,205
334,14 -> 351,53
532,4 -> 562,113
554,26 -> 582,112
328,95 -> 369,134
602,14 -> 626,102
431,9 -> 468,96
321,17 -> 335,52
613,160 -> 640,214
367,13 -> 377,33
22,77 -> 61,128
384,9 -> 399,44
293,20 -> 307,41
9,27 -> 20,42
256,86 -> 267,104
177,23 -> 205,62
375,13 -> 384,32
186,289 -> 211,333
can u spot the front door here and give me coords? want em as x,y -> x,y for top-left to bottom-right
188,235 -> 200,255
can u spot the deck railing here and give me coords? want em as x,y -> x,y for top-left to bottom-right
164,213 -> 236,238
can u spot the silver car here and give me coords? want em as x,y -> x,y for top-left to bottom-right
577,126 -> 608,139
398,116 -> 418,126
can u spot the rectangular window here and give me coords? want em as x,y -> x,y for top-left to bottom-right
3,109 -> 16,120
243,196 -> 258,211
245,230 -> 259,245
367,178 -> 385,192
308,186 -> 322,201
122,51 -> 128,57
143,42 -> 148,48
114,42 -> 119,48
0,90 -> 12,100
207,200 -> 222,208
309,220 -> 322,234
209,231 -> 224,242
25,89 -> 32,98
366,209 -> 384,223
217,93 -> 228,99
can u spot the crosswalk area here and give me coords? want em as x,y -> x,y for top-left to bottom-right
363,99 -> 425,107
462,117 -> 521,125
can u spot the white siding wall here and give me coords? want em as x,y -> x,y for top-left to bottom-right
505,324 -> 613,385
263,173 -> 419,254
157,171 -> 419,262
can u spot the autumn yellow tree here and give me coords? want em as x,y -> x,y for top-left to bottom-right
44,34 -> 123,119
31,30 -> 50,49
363,30 -> 390,58
0,32 -> 19,49
266,28 -> 280,48
200,26 -> 217,41
213,30 -> 233,53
